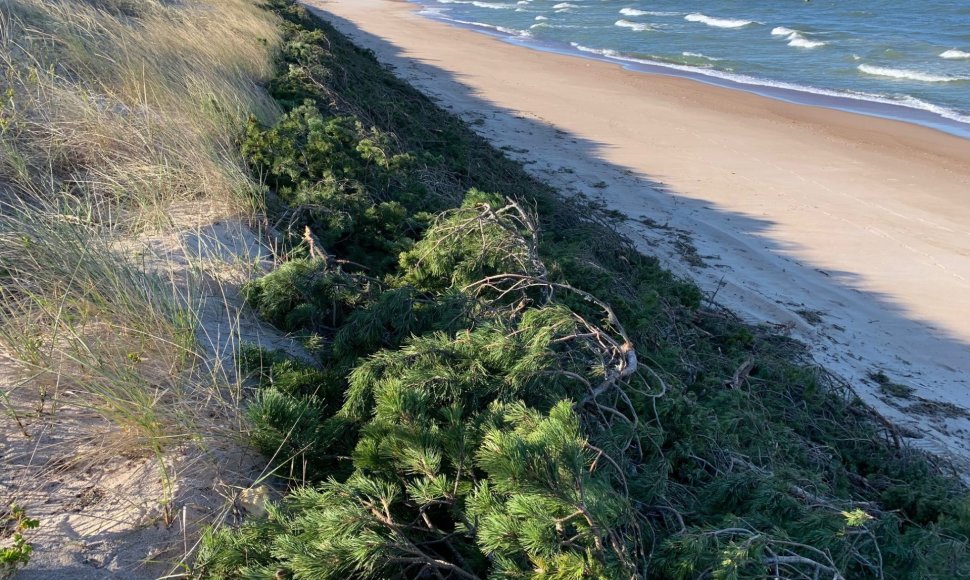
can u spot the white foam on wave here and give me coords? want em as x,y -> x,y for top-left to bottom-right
788,35 -> 825,49
615,19 -> 652,32
684,13 -> 754,29
435,0 -> 516,7
891,95 -> 970,124
858,64 -> 966,83
472,1 -> 515,8
531,23 -> 584,29
771,27 -> 825,49
620,8 -> 679,17
570,43 -> 620,58
940,49 -> 970,60
534,15 -> 547,20
553,2 -> 579,8
565,43 -> 970,126
683,51 -> 723,61
441,16 -> 529,37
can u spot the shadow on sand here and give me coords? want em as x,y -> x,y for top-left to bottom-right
309,2 -> 970,466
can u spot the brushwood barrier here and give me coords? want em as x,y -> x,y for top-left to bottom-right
194,2 -> 970,577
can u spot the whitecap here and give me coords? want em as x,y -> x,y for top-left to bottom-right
435,0 -> 516,6
553,2 -> 579,8
787,34 -> 825,49
771,27 -> 825,49
441,17 -> 528,37
570,42 -> 619,58
470,1 -> 515,8
615,19 -> 653,32
562,44 -> 970,126
684,13 -> 754,29
858,64 -> 966,83
940,49 -> 970,60
619,8 -> 648,16
620,8 -> 679,17
683,51 -> 723,61
891,95 -> 970,124
534,15 -> 547,20
563,43 -> 970,123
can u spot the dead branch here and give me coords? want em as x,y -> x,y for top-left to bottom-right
724,355 -> 754,389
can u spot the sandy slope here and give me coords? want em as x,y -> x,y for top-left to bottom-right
2,217 -> 300,578
303,0 -> 970,472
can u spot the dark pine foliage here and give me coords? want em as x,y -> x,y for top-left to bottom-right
195,2 -> 970,578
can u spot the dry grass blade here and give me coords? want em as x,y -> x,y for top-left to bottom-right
0,0 -> 280,231
0,0 -> 286,574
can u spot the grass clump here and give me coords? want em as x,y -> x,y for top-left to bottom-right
879,382 -> 916,400
196,2 -> 970,578
0,0 -> 283,571
0,0 -> 280,455
0,0 -> 280,228
0,203 -> 206,454
0,0 -> 285,476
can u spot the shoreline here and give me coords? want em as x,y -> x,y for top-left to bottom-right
417,3 -> 970,141
303,0 -> 970,469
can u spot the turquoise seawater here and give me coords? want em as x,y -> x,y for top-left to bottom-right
416,0 -> 970,137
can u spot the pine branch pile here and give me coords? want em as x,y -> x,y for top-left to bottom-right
194,2 -> 970,578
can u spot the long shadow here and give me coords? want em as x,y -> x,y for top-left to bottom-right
305,4 -> 970,463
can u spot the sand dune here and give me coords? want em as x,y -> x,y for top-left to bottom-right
303,0 -> 970,472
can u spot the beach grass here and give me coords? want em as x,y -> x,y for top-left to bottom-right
0,0 -> 279,230
0,0 -> 280,442
0,0 -> 282,572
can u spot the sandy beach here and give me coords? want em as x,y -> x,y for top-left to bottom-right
303,0 -> 970,468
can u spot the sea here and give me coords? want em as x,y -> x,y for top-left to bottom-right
415,0 -> 970,138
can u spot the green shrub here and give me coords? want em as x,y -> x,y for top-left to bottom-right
238,347 -> 352,480
199,2 -> 970,578
243,104 -> 412,199
239,344 -> 340,399
242,258 -> 372,333
0,505 -> 38,578
331,287 -> 469,365
243,104 -> 429,273
399,191 -> 542,294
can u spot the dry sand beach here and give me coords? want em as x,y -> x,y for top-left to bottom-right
304,0 -> 970,470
